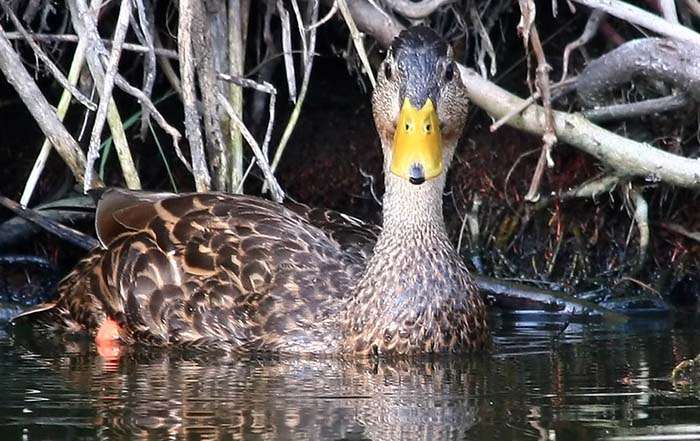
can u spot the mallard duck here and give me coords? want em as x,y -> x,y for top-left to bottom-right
15,26 -> 489,355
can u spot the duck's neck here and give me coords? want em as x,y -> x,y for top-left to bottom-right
344,171 -> 478,354
367,171 -> 456,282
380,172 -> 448,240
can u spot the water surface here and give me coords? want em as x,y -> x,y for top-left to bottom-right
1,316 -> 699,440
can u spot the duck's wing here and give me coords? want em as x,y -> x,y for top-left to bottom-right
285,202 -> 380,262
19,190 -> 365,352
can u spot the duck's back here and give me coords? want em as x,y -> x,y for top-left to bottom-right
26,190 -> 375,353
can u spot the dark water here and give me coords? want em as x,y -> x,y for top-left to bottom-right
1,316 -> 700,440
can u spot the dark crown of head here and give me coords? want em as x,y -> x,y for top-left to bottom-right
390,26 -> 447,60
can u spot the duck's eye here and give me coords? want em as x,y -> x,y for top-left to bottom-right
384,62 -> 393,81
444,62 -> 455,82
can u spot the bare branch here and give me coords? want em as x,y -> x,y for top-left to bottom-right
178,0 -> 211,191
270,1 -> 320,176
516,0 -> 558,202
571,0 -> 700,46
84,0 -> 132,193
0,3 -> 96,111
460,65 -> 700,189
628,186 -> 649,268
0,24 -> 94,187
576,38 -> 700,107
68,0 -> 140,191
582,93 -> 691,122
277,0 -> 297,102
217,73 -> 277,169
0,195 -> 99,250
308,0 -> 338,29
659,0 -> 679,23
217,92 -> 285,202
337,0 -> 376,88
3,32 -> 179,58
21,41 -> 88,207
324,0 -> 402,47
560,9 -> 607,82
131,0 -> 157,139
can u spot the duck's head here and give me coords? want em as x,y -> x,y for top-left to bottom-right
372,26 -> 469,186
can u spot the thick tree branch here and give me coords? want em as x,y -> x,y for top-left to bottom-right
322,0 -> 403,47
459,65 -> 700,188
576,38 -> 700,106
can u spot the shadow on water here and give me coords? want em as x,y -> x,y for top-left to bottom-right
1,316 -> 700,440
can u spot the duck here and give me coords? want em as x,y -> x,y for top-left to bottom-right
14,26 -> 489,356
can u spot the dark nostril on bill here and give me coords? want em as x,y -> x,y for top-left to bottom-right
409,164 -> 425,185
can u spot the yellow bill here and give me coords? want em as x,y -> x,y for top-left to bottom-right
390,98 -> 443,185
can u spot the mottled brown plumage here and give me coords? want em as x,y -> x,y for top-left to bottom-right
14,27 -> 489,355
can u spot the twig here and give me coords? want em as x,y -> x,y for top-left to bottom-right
0,3 -> 96,111
308,0 -> 338,29
0,195 -> 99,251
490,78 -> 577,132
269,1 -> 320,177
563,174 -> 620,199
217,73 -> 277,176
660,223 -> 700,243
684,0 -> 700,17
3,32 -> 179,58
582,93 -> 691,122
337,0 -> 376,88
530,174 -> 620,212
290,0 -> 310,71
153,32 -> 183,97
615,276 -> 659,295
321,0 -> 403,47
503,148 -> 539,206
384,0 -> 455,18
113,76 -> 185,166
65,14 -> 185,173
131,0 -> 157,140
68,0 -> 139,191
457,195 -> 481,253
20,40 -> 87,207
571,0 -> 700,46
560,10 -> 607,82
0,23 -> 93,187
277,0 -> 297,103
516,1 -> 558,202
659,0 -> 679,23
229,0 -> 248,191
178,0 -> 211,191
629,187 -> 649,268
84,0 -> 133,193
470,4 -> 498,77
217,93 -> 285,202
